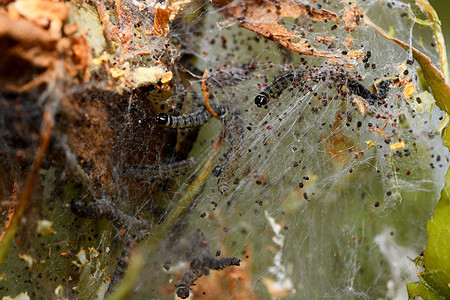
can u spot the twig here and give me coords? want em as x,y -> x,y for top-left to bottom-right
0,106 -> 53,268
202,69 -> 220,119
0,182 -> 18,243
145,136 -> 223,253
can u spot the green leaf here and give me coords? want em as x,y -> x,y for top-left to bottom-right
406,276 -> 446,300
417,169 -> 450,297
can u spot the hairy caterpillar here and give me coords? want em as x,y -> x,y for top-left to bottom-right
255,68 -> 386,107
175,254 -> 241,299
107,230 -> 149,294
156,103 -> 227,128
217,104 -> 245,196
71,198 -> 110,219
255,72 -> 301,107
121,157 -> 197,179
213,104 -> 245,196
340,76 -> 384,106
156,101 -> 244,196
71,198 -> 150,231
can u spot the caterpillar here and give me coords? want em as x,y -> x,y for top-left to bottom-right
255,72 -> 302,107
156,101 -> 244,196
121,157 -> 198,179
212,165 -> 222,177
217,104 -> 245,196
156,103 -> 227,128
175,254 -> 241,299
255,68 -> 386,107
106,230 -> 149,295
341,76 -> 384,106
71,198 -> 110,219
71,198 -> 151,231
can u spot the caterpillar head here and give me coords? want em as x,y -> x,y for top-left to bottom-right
156,113 -> 170,125
216,105 -> 227,117
255,94 -> 268,107
175,286 -> 190,299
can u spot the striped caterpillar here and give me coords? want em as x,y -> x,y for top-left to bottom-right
156,103 -> 227,128
217,104 -> 244,196
255,67 -> 386,107
121,157 -> 197,179
156,102 -> 244,196
255,72 -> 302,107
71,198 -> 150,231
106,230 -> 149,295
175,254 -> 241,299
71,200 -> 151,294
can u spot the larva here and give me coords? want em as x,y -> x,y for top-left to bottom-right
71,198 -> 150,231
217,105 -> 245,196
156,103 -> 227,128
341,76 -> 383,106
156,101 -> 243,196
106,230 -> 149,295
255,72 -> 301,107
212,165 -> 222,177
71,198 -> 110,219
255,68 -> 385,107
121,157 -> 198,179
175,254 -> 241,299
208,256 -> 241,270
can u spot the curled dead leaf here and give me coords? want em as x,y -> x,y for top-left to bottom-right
214,0 -> 357,63
10,0 -> 69,39
153,7 -> 170,37
342,2 -> 362,32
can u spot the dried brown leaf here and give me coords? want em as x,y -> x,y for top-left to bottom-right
0,0 -> 91,92
365,17 -> 450,114
165,0 -> 194,21
153,7 -> 170,37
10,0 -> 69,39
342,2 -> 362,32
190,244 -> 255,300
214,0 -> 351,61
0,11 -> 57,91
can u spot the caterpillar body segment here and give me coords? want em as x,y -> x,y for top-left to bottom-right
343,77 -> 384,106
209,256 -> 241,270
175,268 -> 203,299
71,198 -> 110,219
